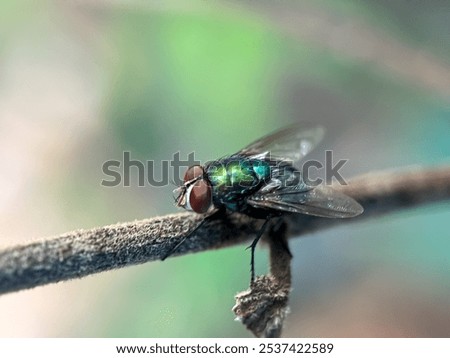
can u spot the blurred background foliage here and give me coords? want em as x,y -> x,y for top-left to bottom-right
0,0 -> 449,337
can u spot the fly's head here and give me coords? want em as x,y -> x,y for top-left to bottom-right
174,165 -> 213,214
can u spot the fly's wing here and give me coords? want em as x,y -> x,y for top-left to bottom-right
247,182 -> 364,218
235,123 -> 325,164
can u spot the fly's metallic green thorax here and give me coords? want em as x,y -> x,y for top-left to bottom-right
207,157 -> 270,187
206,157 -> 270,192
205,156 -> 271,212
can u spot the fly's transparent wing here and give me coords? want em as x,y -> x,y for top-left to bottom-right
247,184 -> 364,218
236,123 -> 325,164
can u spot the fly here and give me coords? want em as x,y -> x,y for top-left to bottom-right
163,123 -> 364,282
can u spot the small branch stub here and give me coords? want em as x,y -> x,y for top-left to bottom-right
233,221 -> 292,338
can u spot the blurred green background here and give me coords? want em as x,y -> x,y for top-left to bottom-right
0,0 -> 449,337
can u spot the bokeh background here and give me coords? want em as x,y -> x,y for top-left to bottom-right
1,0 -> 450,337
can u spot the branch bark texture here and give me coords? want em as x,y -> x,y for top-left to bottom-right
0,166 -> 449,295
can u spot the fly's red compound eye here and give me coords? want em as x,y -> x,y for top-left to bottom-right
186,179 -> 212,213
184,165 -> 204,183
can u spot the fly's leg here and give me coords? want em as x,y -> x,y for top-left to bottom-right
161,206 -> 226,261
247,216 -> 272,284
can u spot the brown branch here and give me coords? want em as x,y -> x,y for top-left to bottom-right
0,166 -> 449,295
